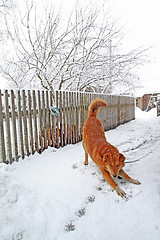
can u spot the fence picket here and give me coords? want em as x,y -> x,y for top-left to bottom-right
66,92 -> 70,144
0,90 -> 6,163
28,90 -> 34,155
56,91 -> 60,148
42,91 -> 48,149
22,90 -> 29,156
83,93 -> 86,123
5,90 -> 12,163
76,92 -> 79,143
69,92 -> 72,144
38,91 -> 44,152
11,90 -> 18,161
32,90 -> 39,153
63,91 -> 67,146
17,91 -> 25,159
59,91 -> 63,147
50,91 -> 55,147
46,91 -> 51,147
80,92 -> 84,140
74,92 -> 77,143
72,92 -> 75,144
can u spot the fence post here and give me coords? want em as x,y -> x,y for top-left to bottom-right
76,92 -> 79,142
69,92 -> 73,144
66,92 -> 70,144
79,92 -> 83,141
72,92 -> 76,144
28,90 -> 34,155
22,90 -> 29,156
38,91 -> 44,151
17,91 -> 25,159
46,91 -> 51,147
32,90 -> 39,153
50,91 -> 55,147
42,91 -> 48,149
56,91 -> 60,148
157,100 -> 160,117
117,95 -> 120,126
11,90 -> 18,161
84,93 -> 87,122
59,91 -> 63,147
5,90 -> 12,163
63,91 -> 67,146
0,90 -> 6,163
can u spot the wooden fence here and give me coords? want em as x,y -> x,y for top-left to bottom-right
0,89 -> 135,164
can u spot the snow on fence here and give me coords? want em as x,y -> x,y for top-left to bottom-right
0,89 -> 135,164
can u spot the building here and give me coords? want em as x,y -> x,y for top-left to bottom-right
136,93 -> 160,111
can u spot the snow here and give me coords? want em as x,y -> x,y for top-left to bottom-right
0,107 -> 160,240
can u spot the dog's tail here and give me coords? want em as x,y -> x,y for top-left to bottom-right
88,98 -> 107,117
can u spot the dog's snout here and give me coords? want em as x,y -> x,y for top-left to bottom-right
113,174 -> 117,178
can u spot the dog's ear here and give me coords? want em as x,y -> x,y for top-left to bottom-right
103,153 -> 111,162
119,153 -> 126,162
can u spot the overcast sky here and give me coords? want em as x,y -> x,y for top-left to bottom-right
1,0 -> 160,95
112,0 -> 160,95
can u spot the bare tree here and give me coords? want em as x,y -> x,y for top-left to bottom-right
0,0 -> 149,97
0,0 -> 14,12
0,0 -> 15,39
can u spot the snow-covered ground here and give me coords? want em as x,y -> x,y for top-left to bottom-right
0,108 -> 160,240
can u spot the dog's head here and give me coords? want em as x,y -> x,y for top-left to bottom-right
102,152 -> 125,178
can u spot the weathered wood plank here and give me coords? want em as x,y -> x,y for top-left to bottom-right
63,91 -> 67,146
59,91 -> 63,147
11,90 -> 18,161
69,92 -> 72,144
80,92 -> 84,140
0,90 -> 6,163
32,90 -> 39,153
28,90 -> 34,155
46,91 -> 51,147
71,92 -> 75,144
38,91 -> 44,152
76,92 -> 79,143
56,91 -> 60,148
66,92 -> 70,144
17,90 -> 25,159
5,90 -> 12,163
22,90 -> 29,156
50,91 -> 55,147
42,91 -> 48,149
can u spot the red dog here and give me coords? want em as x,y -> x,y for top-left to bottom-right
82,99 -> 141,197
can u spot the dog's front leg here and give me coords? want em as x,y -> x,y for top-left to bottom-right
119,169 -> 141,185
100,167 -> 126,197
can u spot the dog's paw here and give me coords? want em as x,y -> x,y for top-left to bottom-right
115,186 -> 126,198
84,162 -> 88,166
129,179 -> 141,185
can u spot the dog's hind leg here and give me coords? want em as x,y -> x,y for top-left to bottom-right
84,150 -> 88,165
83,142 -> 88,165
